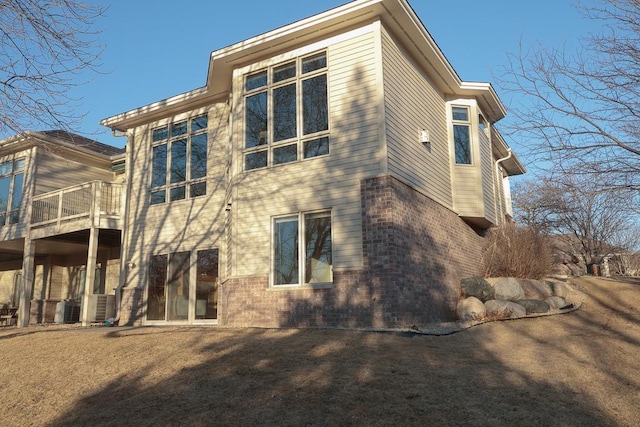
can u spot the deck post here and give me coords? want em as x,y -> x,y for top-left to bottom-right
81,226 -> 99,326
17,237 -> 36,328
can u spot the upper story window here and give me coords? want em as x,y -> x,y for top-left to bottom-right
244,51 -> 329,171
150,115 -> 208,205
0,157 -> 25,226
452,106 -> 472,165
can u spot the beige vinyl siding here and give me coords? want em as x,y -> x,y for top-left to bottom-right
452,164 -> 482,216
124,103 -> 230,286
230,25 -> 382,277
479,130 -> 496,224
34,151 -> 114,195
0,261 -> 22,304
495,165 -> 507,222
380,25 -> 452,209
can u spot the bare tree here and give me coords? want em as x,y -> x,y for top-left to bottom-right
513,173 -> 637,269
501,0 -> 640,195
0,0 -> 105,136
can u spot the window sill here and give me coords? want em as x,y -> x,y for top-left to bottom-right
268,282 -> 333,291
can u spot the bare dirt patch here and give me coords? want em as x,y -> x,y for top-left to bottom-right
0,277 -> 638,426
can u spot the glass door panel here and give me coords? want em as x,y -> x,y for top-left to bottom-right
147,255 -> 167,321
167,252 -> 190,321
195,249 -> 218,320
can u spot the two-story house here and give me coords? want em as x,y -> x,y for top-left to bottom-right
0,131 -> 124,327
98,0 -> 524,329
3,0 -> 524,329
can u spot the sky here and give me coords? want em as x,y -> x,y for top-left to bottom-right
67,0 -> 598,163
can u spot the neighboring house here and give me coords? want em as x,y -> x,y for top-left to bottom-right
5,0 -> 525,329
0,131 -> 125,327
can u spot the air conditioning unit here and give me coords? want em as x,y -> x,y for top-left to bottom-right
54,301 -> 81,323
86,295 -> 115,323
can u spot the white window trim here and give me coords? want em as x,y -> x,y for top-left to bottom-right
242,51 -> 330,171
270,209 -> 333,289
149,114 -> 209,205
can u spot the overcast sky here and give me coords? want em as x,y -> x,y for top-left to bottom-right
71,0 -> 597,167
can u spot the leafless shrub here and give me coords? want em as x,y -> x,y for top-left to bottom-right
482,223 -> 552,279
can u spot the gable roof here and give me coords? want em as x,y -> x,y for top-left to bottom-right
0,130 -> 124,161
100,0 -> 507,131
39,130 -> 124,156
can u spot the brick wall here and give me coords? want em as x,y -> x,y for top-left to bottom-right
118,287 -> 144,326
362,175 -> 483,324
221,174 -> 484,329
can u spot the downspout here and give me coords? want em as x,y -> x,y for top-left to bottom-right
494,148 -> 512,225
110,129 -> 131,324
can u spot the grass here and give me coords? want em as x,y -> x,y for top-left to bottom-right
0,276 -> 638,426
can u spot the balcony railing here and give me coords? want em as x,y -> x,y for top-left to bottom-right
31,181 -> 123,226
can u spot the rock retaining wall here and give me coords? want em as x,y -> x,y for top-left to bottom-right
457,277 -> 582,322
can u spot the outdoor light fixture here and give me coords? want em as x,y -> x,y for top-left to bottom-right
420,129 -> 430,144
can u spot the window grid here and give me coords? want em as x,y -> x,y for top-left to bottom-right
150,115 -> 208,205
0,157 -> 25,226
452,106 -> 472,165
273,210 -> 332,287
244,51 -> 329,171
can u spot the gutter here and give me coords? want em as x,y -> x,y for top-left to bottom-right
493,148 -> 513,225
109,128 -> 131,325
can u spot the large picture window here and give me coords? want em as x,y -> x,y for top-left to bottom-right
244,52 -> 329,171
0,157 -> 25,226
452,106 -> 472,165
150,115 -> 208,205
274,211 -> 332,286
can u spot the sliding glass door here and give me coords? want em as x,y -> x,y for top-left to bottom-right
147,249 -> 218,322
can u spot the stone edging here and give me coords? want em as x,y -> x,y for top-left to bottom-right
406,278 -> 586,336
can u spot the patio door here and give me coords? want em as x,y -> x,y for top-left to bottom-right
147,249 -> 218,322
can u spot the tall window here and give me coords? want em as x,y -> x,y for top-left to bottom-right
452,106 -> 472,165
274,211 -> 332,286
0,157 -> 25,226
244,51 -> 329,170
150,115 -> 208,205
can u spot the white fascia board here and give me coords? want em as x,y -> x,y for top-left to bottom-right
380,0 -> 461,93
100,0 -> 506,132
101,0 -> 384,132
206,0 -> 384,97
491,127 -> 526,176
459,81 -> 507,123
99,86 -> 213,131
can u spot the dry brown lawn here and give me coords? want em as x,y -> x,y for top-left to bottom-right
0,276 -> 638,426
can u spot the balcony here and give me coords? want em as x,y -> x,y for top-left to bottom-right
30,181 -> 123,237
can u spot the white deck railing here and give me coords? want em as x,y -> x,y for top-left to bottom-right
31,181 -> 123,226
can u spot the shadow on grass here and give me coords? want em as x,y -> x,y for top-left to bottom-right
42,322 -> 625,426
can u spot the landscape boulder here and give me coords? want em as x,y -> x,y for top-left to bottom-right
518,299 -> 550,314
487,277 -> 525,301
544,296 -> 567,310
549,280 -> 574,299
520,279 -> 553,300
485,300 -> 527,319
460,276 -> 495,302
457,296 -> 486,321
